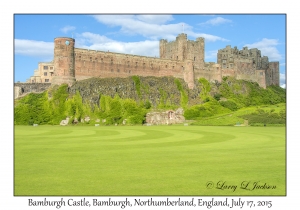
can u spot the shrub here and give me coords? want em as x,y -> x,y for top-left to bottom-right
219,100 -> 239,111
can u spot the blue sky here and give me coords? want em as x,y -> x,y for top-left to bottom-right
14,14 -> 286,87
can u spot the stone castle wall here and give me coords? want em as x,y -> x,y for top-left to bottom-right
14,83 -> 51,99
73,48 -> 184,83
23,33 -> 280,90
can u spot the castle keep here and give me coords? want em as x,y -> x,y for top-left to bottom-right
26,33 -> 280,89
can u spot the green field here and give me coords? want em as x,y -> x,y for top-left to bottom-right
14,125 -> 286,196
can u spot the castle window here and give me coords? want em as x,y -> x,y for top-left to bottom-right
44,72 -> 47,76
101,58 -> 103,62
194,57 -> 196,61
45,79 -> 49,82
172,66 -> 174,69
177,56 -> 178,60
50,67 -> 53,70
79,56 -> 81,59
165,65 -> 167,68
43,66 -> 48,70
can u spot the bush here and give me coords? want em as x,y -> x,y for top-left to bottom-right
219,100 -> 239,111
241,109 -> 285,125
213,93 -> 222,101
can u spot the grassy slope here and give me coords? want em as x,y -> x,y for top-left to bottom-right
15,125 -> 286,196
191,103 -> 286,126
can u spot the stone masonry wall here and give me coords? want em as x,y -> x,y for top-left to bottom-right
25,34 -> 280,90
73,48 -> 185,82
14,83 -> 51,99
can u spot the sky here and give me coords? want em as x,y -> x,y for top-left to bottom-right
14,14 -> 286,87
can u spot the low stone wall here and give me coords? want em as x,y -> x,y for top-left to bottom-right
14,83 -> 52,99
145,108 -> 185,125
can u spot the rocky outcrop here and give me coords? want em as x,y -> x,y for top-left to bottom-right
68,76 -> 202,107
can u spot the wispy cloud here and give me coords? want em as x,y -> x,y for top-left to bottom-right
136,15 -> 174,24
245,38 -> 282,61
76,32 -> 159,57
92,15 -> 228,42
205,50 -> 218,60
60,25 -> 76,34
14,39 -> 53,59
199,17 -> 232,26
193,33 -> 229,42
280,73 -> 286,88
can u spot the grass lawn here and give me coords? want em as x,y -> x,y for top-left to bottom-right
14,125 -> 286,196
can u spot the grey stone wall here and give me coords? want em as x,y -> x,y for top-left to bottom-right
14,83 -> 51,99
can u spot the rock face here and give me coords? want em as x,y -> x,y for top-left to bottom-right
68,76 -> 202,107
60,117 -> 69,126
145,108 -> 185,125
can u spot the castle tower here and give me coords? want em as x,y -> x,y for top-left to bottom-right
194,37 -> 205,70
176,33 -> 188,61
159,39 -> 167,59
183,59 -> 195,89
52,37 -> 76,86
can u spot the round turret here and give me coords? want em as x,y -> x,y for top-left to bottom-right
52,37 -> 76,86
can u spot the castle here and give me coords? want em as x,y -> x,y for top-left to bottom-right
26,33 -> 280,89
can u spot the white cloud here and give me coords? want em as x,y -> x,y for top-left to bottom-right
92,15 -> 182,40
92,15 -> 228,42
191,32 -> 229,42
136,15 -> 174,24
60,25 -> 76,34
245,38 -> 282,61
76,32 -> 159,57
205,50 -> 218,60
199,17 -> 232,26
14,39 -> 53,59
280,73 -> 286,88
